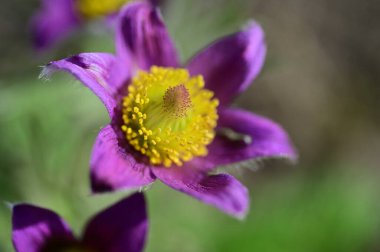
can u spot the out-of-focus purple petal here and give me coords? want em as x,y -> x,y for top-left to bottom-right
153,166 -> 249,219
12,204 -> 75,252
90,125 -> 156,193
149,0 -> 160,6
83,193 -> 148,252
206,108 -> 297,167
116,2 -> 179,71
187,22 -> 266,105
43,53 -> 126,117
31,0 -> 79,51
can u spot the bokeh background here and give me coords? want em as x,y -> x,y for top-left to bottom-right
1,0 -> 380,251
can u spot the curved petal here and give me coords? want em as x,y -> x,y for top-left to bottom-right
187,22 -> 266,105
83,193 -> 148,252
205,108 -> 297,167
153,166 -> 249,219
12,204 -> 75,252
31,0 -> 79,51
42,53 -> 126,117
90,125 -> 156,193
116,2 -> 179,71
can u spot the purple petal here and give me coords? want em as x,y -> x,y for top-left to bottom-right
90,125 -> 156,193
116,2 -> 179,71
12,204 -> 75,252
187,22 -> 266,105
206,108 -> 297,167
149,0 -> 160,5
83,193 -> 148,252
43,53 -> 125,117
31,0 -> 79,51
153,166 -> 249,218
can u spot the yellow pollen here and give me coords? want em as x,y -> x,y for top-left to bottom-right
121,66 -> 219,167
75,0 -> 132,19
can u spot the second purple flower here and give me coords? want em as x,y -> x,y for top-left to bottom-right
12,193 -> 147,252
31,0 -> 158,50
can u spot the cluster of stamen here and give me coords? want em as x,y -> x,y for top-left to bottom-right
75,0 -> 131,19
121,66 -> 219,167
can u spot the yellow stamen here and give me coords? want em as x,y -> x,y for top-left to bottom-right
75,0 -> 132,19
121,66 -> 219,167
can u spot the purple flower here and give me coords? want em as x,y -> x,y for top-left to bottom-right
12,193 -> 147,252
43,2 -> 297,218
31,0 -> 157,51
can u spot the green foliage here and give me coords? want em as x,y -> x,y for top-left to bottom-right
146,171 -> 379,252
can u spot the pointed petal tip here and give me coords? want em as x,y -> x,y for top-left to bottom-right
240,20 -> 266,47
207,109 -> 297,167
83,192 -> 148,252
38,53 -> 121,117
116,0 -> 179,69
39,63 -> 59,81
153,165 -> 250,219
187,20 -> 267,105
4,201 -> 14,210
285,147 -> 299,163
243,20 -> 264,33
90,172 -> 116,194
90,125 -> 156,195
235,207 -> 249,221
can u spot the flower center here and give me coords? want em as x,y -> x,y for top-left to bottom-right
75,0 -> 131,19
121,66 -> 219,167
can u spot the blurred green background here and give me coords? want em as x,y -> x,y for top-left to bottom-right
1,0 -> 380,251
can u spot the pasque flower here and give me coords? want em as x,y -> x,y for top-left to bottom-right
12,193 -> 147,252
31,0 -> 158,50
43,2 -> 297,218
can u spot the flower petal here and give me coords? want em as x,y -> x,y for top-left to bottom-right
206,108 -> 297,167
31,0 -> 79,51
83,193 -> 148,252
43,53 -> 124,117
12,204 -> 75,252
187,22 -> 266,105
116,2 -> 179,71
153,166 -> 249,219
90,125 -> 156,193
